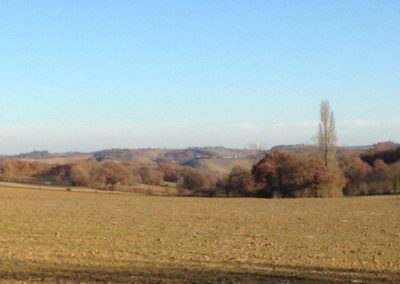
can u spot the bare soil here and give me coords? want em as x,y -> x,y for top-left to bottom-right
0,185 -> 399,283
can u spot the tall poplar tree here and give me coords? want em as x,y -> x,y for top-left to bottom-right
318,100 -> 337,168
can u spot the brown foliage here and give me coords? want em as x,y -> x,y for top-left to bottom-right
339,152 -> 372,195
1,145 -> 398,197
339,150 -> 400,196
361,146 -> 400,166
0,160 -> 50,177
160,163 -> 180,182
180,168 -> 206,191
224,166 -> 255,197
138,166 -> 163,185
252,152 -> 336,198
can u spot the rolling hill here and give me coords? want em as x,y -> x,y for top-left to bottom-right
1,142 -> 397,175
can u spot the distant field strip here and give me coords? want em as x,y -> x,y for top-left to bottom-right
0,186 -> 399,283
0,182 -> 179,196
0,182 -> 98,192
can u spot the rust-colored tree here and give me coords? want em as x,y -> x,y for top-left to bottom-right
224,166 -> 255,197
339,152 -> 372,195
181,169 -> 206,191
138,166 -> 163,185
96,161 -> 130,190
252,151 -> 334,198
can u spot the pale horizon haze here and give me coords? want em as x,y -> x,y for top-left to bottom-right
0,1 -> 399,154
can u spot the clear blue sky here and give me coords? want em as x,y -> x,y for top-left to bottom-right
0,0 -> 399,154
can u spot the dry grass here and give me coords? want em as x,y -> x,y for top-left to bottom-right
0,185 -> 399,283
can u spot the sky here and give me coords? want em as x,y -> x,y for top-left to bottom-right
0,0 -> 399,154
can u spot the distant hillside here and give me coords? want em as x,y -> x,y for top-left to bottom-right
10,150 -> 52,159
183,156 -> 262,174
0,151 -> 91,165
0,150 -> 83,160
93,147 -> 263,173
0,147 -> 263,174
270,144 -> 377,153
93,148 -> 168,164
270,144 -> 316,153
93,147 -> 256,163
2,143 -> 397,175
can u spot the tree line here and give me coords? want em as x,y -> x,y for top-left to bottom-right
0,100 -> 398,197
0,146 -> 398,197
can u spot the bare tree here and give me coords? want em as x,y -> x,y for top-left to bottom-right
317,100 -> 337,168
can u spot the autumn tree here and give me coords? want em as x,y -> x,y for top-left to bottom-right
390,162 -> 400,193
338,152 -> 372,195
96,161 -> 131,190
69,164 -> 91,186
369,159 -> 391,194
252,151 -> 334,198
138,166 -> 163,185
160,162 -> 180,182
180,169 -> 206,191
224,166 -> 255,197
